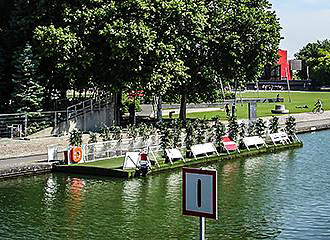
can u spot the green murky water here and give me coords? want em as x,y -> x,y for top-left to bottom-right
1,131 -> 330,239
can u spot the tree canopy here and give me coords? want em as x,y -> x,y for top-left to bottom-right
0,0 -> 281,115
295,39 -> 330,86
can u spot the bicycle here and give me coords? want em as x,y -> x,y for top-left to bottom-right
312,106 -> 324,114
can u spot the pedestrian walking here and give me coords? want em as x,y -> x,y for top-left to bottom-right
231,101 -> 236,117
225,103 -> 230,117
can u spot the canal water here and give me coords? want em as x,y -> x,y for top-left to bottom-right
1,131 -> 330,240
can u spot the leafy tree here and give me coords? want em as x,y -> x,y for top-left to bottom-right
247,121 -> 256,137
227,116 -> 239,141
174,0 -> 281,121
214,118 -> 226,147
295,40 -> 330,86
238,122 -> 248,139
195,119 -> 209,144
69,129 -> 83,146
285,116 -> 296,139
269,116 -> 279,133
185,120 -> 196,157
11,43 -> 44,112
255,118 -> 266,137
88,132 -> 98,144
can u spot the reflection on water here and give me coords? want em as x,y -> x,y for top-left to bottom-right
1,131 -> 330,239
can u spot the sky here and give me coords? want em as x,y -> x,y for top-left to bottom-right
269,0 -> 330,59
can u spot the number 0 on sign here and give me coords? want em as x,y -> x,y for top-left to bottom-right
182,168 -> 217,220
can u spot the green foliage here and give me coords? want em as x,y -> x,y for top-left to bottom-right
110,125 -> 122,141
121,94 -> 142,113
127,124 -> 138,140
171,119 -> 183,148
214,118 -> 226,147
69,129 -> 83,146
227,116 -> 239,141
88,132 -> 98,144
247,121 -> 256,137
255,118 -> 266,137
0,0 -> 281,115
285,116 -> 296,137
238,122 -> 248,139
100,126 -> 112,141
194,119 -> 208,144
185,120 -> 196,151
269,116 -> 279,134
159,122 -> 174,154
11,43 -> 44,112
137,122 -> 154,141
295,39 -> 330,86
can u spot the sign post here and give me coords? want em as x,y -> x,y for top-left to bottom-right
182,168 -> 217,240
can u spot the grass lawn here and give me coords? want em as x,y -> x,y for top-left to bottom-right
77,156 -> 124,169
168,91 -> 330,120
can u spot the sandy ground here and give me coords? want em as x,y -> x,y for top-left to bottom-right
0,135 -> 90,159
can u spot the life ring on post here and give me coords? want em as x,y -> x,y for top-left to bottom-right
71,147 -> 83,163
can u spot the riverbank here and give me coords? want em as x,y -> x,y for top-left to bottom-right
0,110 -> 329,179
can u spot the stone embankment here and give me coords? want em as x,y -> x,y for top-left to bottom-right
1,111 -> 330,179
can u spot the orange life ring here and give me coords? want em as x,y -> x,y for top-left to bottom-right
71,147 -> 83,163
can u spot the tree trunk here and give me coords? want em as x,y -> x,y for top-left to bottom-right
179,93 -> 187,122
157,96 -> 162,122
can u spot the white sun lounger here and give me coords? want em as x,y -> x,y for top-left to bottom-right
165,148 -> 185,164
191,143 -> 218,160
123,152 -> 140,169
269,132 -> 291,146
243,136 -> 268,151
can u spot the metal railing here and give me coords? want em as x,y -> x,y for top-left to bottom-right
0,111 -> 67,138
66,95 -> 114,121
83,134 -> 162,163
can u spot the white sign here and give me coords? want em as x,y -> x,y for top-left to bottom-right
182,168 -> 217,220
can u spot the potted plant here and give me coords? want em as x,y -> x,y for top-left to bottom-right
285,116 -> 297,141
88,132 -> 97,161
68,129 -> 83,163
227,116 -> 239,142
269,116 -> 279,134
255,118 -> 266,137
185,120 -> 196,158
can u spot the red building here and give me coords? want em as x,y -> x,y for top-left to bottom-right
277,50 -> 292,80
263,49 -> 293,80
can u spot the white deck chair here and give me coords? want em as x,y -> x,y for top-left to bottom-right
123,152 -> 140,169
243,136 -> 268,151
269,132 -> 290,146
165,148 -> 185,164
191,144 -> 207,160
203,143 -> 219,156
147,146 -> 160,167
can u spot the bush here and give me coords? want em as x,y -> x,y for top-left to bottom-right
269,116 -> 279,133
247,121 -> 256,136
238,122 -> 248,139
285,116 -> 296,138
227,116 -> 239,141
185,120 -> 196,157
88,132 -> 98,144
255,118 -> 266,137
159,122 -> 174,156
214,118 -> 226,147
195,119 -> 208,144
100,126 -> 112,141
69,129 -> 82,146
